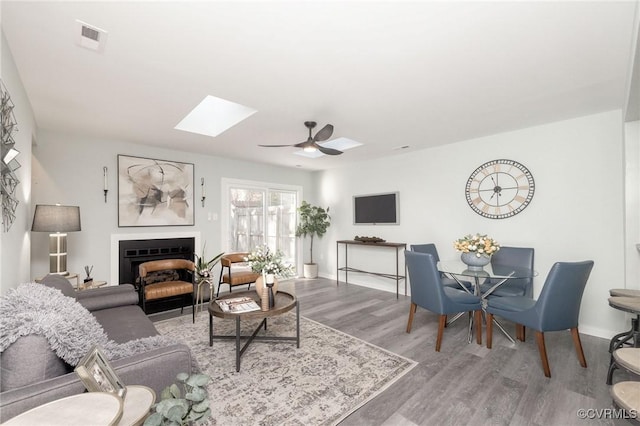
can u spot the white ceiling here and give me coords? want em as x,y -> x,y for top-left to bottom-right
2,1 -> 638,171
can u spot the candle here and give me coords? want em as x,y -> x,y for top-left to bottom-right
103,167 -> 108,190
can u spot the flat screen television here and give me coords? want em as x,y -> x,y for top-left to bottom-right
353,192 -> 399,225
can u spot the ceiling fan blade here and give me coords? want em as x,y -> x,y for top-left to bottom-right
313,124 -> 334,142
258,144 -> 297,147
294,139 -> 312,148
316,144 -> 343,156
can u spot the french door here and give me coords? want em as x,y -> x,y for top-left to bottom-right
222,179 -> 300,275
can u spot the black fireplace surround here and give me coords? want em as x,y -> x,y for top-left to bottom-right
119,237 -> 195,286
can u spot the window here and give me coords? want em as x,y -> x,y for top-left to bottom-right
222,179 -> 300,275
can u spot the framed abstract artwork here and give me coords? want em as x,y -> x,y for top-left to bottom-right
118,154 -> 194,227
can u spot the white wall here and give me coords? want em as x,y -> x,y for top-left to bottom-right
30,129 -> 314,285
624,120 -> 640,290
315,110 -> 628,338
0,32 -> 36,294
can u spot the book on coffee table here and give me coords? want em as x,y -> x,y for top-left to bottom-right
216,297 -> 261,313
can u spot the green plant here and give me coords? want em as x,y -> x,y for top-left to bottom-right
295,201 -> 331,264
194,244 -> 224,280
143,373 -> 211,426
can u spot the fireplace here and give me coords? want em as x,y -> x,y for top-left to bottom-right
119,237 -> 195,285
117,236 -> 196,314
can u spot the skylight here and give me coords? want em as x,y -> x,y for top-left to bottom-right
174,96 -> 257,138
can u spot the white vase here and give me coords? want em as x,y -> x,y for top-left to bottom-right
255,275 -> 278,297
303,263 -> 318,279
461,252 -> 491,271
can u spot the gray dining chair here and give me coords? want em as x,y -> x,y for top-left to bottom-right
485,260 -> 594,377
405,250 -> 483,351
480,246 -> 535,298
410,244 -> 472,291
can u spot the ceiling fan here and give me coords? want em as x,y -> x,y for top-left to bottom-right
259,121 -> 342,155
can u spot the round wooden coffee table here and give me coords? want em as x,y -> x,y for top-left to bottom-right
208,290 -> 300,371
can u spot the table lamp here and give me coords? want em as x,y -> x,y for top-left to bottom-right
31,204 -> 81,275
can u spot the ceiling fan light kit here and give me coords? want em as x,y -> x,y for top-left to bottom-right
259,121 -> 343,156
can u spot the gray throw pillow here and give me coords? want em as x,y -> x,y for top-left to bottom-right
40,274 -> 76,298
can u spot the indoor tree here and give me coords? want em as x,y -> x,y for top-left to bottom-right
295,201 -> 331,278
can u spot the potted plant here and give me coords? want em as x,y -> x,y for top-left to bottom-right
143,372 -> 211,425
295,201 -> 331,278
194,244 -> 224,304
194,244 -> 224,282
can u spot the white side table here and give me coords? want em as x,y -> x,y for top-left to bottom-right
117,385 -> 156,426
1,392 -> 123,426
78,280 -> 108,291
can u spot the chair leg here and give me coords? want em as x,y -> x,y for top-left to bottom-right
516,324 -> 525,341
486,313 -> 493,349
535,331 -> 551,378
475,310 -> 482,345
571,327 -> 587,368
191,292 -> 195,324
436,315 -> 446,352
607,356 -> 618,385
406,302 -> 417,333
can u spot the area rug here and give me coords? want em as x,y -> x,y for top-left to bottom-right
154,312 -> 417,425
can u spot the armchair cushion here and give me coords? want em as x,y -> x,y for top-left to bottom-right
144,281 -> 193,301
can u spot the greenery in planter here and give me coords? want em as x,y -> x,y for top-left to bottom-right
144,373 -> 211,426
295,201 -> 331,264
194,243 -> 224,282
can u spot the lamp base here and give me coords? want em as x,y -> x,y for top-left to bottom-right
49,233 -> 68,276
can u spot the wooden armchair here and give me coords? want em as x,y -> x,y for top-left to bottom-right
138,259 -> 196,323
217,253 -> 260,297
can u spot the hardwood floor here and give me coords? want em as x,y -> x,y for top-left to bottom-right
151,277 -> 638,425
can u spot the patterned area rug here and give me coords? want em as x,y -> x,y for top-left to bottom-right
154,311 -> 417,425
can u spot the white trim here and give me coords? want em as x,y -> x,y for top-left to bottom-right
110,231 -> 201,285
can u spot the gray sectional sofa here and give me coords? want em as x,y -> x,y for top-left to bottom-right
0,275 -> 193,422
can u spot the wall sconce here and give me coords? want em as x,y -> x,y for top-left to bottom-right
103,166 -> 108,202
31,204 -> 82,275
201,177 -> 206,207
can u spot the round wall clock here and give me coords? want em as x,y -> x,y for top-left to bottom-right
465,159 -> 535,219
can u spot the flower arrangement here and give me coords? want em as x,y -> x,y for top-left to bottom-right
454,233 -> 500,257
246,245 -> 294,277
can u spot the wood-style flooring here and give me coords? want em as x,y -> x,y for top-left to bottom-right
151,277 -> 639,426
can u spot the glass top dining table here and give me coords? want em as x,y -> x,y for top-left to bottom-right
437,259 -> 538,344
437,260 -> 537,297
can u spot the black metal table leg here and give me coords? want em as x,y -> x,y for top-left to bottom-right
235,317 -> 241,372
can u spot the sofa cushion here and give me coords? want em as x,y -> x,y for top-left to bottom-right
92,305 -> 159,344
0,335 -> 71,392
40,274 -> 76,298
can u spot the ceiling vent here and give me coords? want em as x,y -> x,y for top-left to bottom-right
75,20 -> 108,52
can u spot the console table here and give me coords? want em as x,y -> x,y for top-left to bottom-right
336,240 -> 407,298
